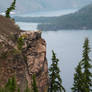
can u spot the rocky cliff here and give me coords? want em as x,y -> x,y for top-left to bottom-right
0,15 -> 48,92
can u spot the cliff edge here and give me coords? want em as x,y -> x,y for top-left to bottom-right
0,15 -> 48,92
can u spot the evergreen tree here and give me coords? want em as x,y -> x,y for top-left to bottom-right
0,88 -> 5,92
81,38 -> 92,92
48,50 -> 65,92
71,62 -> 84,92
5,77 -> 16,92
17,88 -> 20,92
5,0 -> 16,18
11,77 -> 16,92
32,74 -> 38,92
5,78 -> 12,92
24,85 -> 31,92
72,38 -> 92,92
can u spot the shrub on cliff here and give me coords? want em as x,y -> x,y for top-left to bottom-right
17,88 -> 20,92
17,36 -> 24,50
0,77 -> 17,92
32,74 -> 38,92
5,77 -> 16,92
0,77 -> 31,92
48,50 -> 65,92
24,85 -> 31,92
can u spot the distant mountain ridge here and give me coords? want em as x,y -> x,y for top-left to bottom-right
37,3 -> 92,30
0,0 -> 92,14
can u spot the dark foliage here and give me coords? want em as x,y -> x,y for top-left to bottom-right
81,38 -> 92,92
72,38 -> 92,92
71,63 -> 84,92
5,0 -> 16,18
32,74 -> 38,92
48,50 -> 65,92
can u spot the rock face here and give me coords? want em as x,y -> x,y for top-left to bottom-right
0,16 -> 48,92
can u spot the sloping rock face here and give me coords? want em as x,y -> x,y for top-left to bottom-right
0,15 -> 20,36
0,16 -> 48,92
21,31 -> 48,92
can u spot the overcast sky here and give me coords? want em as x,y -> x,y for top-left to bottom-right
0,0 -> 92,13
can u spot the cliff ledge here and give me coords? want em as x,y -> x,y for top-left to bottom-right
0,15 -> 48,92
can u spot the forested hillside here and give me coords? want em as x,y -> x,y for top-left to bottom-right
38,3 -> 92,30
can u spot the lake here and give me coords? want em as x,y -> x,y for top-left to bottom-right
16,22 -> 92,92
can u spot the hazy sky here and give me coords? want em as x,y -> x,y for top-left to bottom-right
0,0 -> 92,13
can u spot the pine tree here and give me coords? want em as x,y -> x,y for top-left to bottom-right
5,78 -> 12,92
71,62 -> 84,92
17,88 -> 20,92
5,0 -> 16,18
72,38 -> 92,92
32,74 -> 38,92
24,85 -> 31,92
0,88 -> 5,92
5,77 -> 16,92
11,77 -> 16,92
81,38 -> 92,92
48,50 -> 65,92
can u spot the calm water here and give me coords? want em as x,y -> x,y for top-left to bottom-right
42,30 -> 92,92
16,22 -> 92,92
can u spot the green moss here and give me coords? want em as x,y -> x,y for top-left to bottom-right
17,36 -> 24,50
